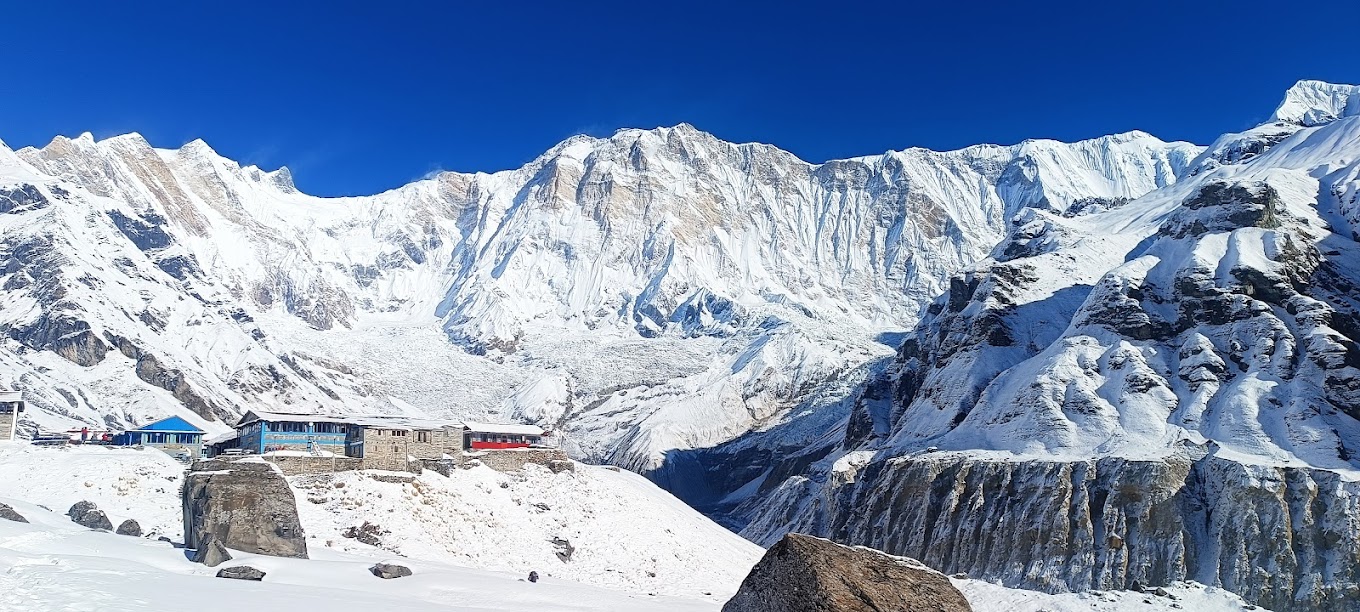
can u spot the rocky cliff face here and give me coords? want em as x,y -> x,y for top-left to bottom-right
745,452 -> 1359,611
731,83 -> 1360,611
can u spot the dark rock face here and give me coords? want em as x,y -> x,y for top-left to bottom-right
8,315 -> 108,367
722,533 -> 972,612
1160,182 -> 1283,238
182,459 -> 308,559
116,519 -> 142,537
370,563 -> 413,579
104,333 -> 223,421
192,533 -> 233,567
754,453 -> 1360,612
216,565 -> 266,581
0,184 -> 50,214
67,501 -> 113,530
0,503 -> 28,523
106,210 -> 174,251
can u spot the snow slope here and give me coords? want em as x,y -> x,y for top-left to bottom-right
290,463 -> 764,601
0,497 -> 716,612
0,442 -> 1263,611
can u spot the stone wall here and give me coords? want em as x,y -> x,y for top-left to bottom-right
0,412 -> 12,441
358,426 -> 464,472
263,455 -> 363,476
407,428 -> 463,462
360,428 -> 416,471
468,448 -> 571,473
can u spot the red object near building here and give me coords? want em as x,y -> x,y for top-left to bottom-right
462,421 -> 546,451
470,440 -> 532,450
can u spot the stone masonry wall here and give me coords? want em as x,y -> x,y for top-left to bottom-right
263,455 -> 363,476
469,448 -> 570,473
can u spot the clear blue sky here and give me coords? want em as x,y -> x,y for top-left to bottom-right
3,1 -> 1357,196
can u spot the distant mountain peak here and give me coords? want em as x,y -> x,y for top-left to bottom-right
1268,79 -> 1360,127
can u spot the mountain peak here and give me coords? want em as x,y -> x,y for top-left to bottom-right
1268,79 -> 1360,127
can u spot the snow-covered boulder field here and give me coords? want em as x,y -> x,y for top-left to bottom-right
0,442 -> 185,538
0,442 -> 1265,610
289,462 -> 765,601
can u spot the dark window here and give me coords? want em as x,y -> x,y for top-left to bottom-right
417,431 -> 430,443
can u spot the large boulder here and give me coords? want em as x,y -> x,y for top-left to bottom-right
116,519 -> 142,537
67,501 -> 113,530
182,459 -> 308,559
0,503 -> 28,523
191,533 -> 233,567
723,534 -> 972,612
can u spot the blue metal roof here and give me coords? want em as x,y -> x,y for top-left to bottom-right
134,416 -> 205,434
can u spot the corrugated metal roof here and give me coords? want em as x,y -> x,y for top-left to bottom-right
235,410 -> 463,431
462,421 -> 545,436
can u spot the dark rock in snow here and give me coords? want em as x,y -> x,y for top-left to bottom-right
528,570 -> 539,583
216,566 -> 266,581
370,563 -> 413,579
183,459 -> 308,559
67,501 -> 113,530
0,503 -> 28,523
341,521 -> 387,547
722,533 -> 972,612
192,533 -> 233,567
551,537 -> 575,562
116,519 -> 142,536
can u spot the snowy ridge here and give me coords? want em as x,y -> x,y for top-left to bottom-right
1269,80 -> 1360,127
0,119 -> 1196,472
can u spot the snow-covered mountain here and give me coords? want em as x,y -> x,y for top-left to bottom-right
3,71 -> 1355,612
0,118 -> 1196,477
730,80 -> 1360,611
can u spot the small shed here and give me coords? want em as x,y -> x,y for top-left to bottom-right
115,416 -> 206,459
462,421 -> 545,450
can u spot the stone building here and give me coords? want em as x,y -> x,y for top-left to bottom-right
0,390 -> 23,441
347,417 -> 465,471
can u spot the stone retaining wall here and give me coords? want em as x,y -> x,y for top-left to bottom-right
467,448 -> 571,473
259,455 -> 363,475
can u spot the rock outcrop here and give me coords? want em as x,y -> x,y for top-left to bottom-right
0,503 -> 28,523
370,563 -> 413,579
182,459 -> 308,559
722,533 -> 972,612
115,519 -> 142,536
216,566 -> 266,581
747,452 -> 1360,612
66,501 -> 112,530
